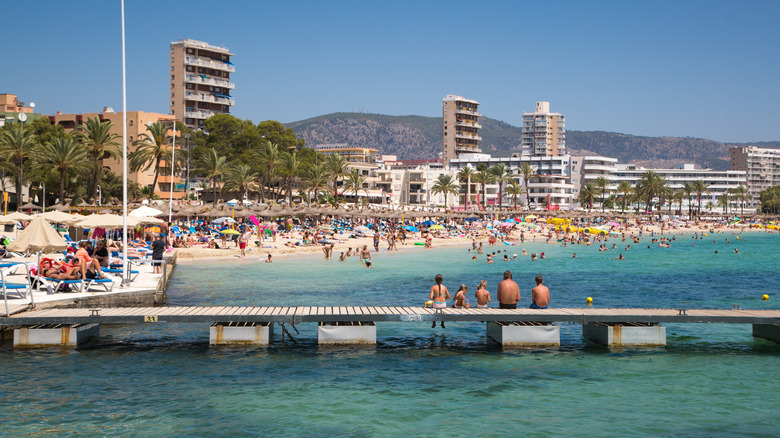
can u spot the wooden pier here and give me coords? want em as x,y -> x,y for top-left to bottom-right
2,306 -> 779,347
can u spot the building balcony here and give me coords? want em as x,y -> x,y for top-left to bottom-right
184,56 -> 235,72
455,107 -> 481,117
185,92 -> 235,106
185,110 -> 217,119
184,74 -> 235,89
582,164 -> 616,172
455,120 -> 482,129
409,177 -> 426,183
456,132 -> 482,141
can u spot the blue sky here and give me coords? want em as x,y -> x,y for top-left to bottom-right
4,0 -> 779,142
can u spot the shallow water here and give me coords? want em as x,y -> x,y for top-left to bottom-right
1,231 -> 778,436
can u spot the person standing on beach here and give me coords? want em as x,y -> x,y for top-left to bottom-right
530,275 -> 550,309
238,229 -> 251,259
373,231 -> 381,252
497,270 -> 521,309
429,274 -> 450,328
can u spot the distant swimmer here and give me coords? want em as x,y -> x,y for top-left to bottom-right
487,255 -> 493,264
734,248 -> 739,253
497,270 -> 521,309
617,253 -> 625,260
530,275 -> 549,309
572,253 -> 577,258
475,280 -> 491,308
265,254 -> 273,263
429,274 -> 450,328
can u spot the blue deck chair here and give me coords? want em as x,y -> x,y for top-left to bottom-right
43,278 -> 84,293
1,268 -> 32,316
85,278 -> 115,292
102,268 -> 140,281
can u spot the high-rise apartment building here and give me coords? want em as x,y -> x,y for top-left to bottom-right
442,95 -> 481,165
170,39 -> 235,131
521,101 -> 565,157
730,146 -> 780,208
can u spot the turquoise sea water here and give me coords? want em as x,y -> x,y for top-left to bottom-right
1,231 -> 779,436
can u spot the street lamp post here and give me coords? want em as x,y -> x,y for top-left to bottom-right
39,183 -> 45,212
97,185 -> 102,206
184,134 -> 190,201
17,102 -> 33,207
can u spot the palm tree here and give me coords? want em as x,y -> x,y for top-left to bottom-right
40,135 -> 86,204
343,169 -> 368,201
691,180 -> 710,217
430,174 -> 459,208
594,176 -> 610,212
705,201 -> 714,212
489,163 -> 511,208
222,164 -> 258,201
278,152 -> 302,205
130,121 -> 174,199
195,148 -> 227,202
472,169 -> 494,209
75,116 -> 120,201
616,181 -> 633,213
759,186 -> 780,213
518,163 -> 537,207
0,123 -> 38,207
731,185 -> 748,215
672,189 -> 685,214
578,182 -> 596,210
682,182 -> 694,218
719,190 -> 731,215
456,167 -> 475,210
304,164 -> 329,204
257,140 -> 283,203
635,170 -> 667,212
505,180 -> 525,210
324,154 -> 348,203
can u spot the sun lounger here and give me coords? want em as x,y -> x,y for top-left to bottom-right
102,268 -> 140,281
1,270 -> 31,316
42,278 -> 85,293
85,278 -> 115,292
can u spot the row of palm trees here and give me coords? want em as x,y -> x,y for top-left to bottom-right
451,163 -> 539,209
577,171 -> 750,216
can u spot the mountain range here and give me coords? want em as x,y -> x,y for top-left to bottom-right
287,112 -> 780,170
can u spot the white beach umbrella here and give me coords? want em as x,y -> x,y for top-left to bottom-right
75,214 -> 126,229
39,210 -> 77,224
129,206 -> 163,217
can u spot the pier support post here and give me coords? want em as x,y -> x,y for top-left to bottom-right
752,324 -> 780,344
486,322 -> 560,348
210,322 -> 272,345
14,324 -> 99,347
318,321 -> 376,345
583,323 -> 666,347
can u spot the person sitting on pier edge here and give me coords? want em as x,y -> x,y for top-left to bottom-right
453,284 -> 469,308
429,274 -> 450,328
530,275 -> 550,309
475,280 -> 491,308
497,270 -> 520,309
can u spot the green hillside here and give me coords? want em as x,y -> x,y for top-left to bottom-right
287,112 -> 779,170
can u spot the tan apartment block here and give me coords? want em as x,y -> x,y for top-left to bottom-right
521,101 -> 566,157
170,39 -> 235,131
49,109 -> 185,199
442,95 -> 481,165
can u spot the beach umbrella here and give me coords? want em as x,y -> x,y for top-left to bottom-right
4,211 -> 34,221
134,216 -> 164,225
19,202 -> 41,211
48,203 -> 70,212
220,229 -> 240,235
213,217 -> 236,224
39,210 -> 77,224
7,217 -> 68,309
421,220 -> 435,226
429,224 -> 445,230
75,214 -> 127,229
402,225 -> 419,232
129,205 -> 163,217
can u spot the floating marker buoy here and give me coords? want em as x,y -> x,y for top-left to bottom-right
586,297 -> 593,304
762,294 -> 769,301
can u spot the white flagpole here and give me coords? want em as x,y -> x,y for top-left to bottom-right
121,0 -> 129,286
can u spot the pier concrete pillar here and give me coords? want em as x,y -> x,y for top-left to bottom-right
14,324 -> 99,348
752,324 -> 780,344
583,323 -> 666,347
210,322 -> 272,345
486,322 -> 560,348
318,321 -> 376,345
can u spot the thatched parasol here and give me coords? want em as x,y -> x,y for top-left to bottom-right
19,202 -> 41,211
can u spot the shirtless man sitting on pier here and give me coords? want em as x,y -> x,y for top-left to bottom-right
530,275 -> 550,309
497,270 -> 520,309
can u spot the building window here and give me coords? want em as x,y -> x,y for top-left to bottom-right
171,75 -> 175,80
187,48 -> 193,54
171,92 -> 175,98
129,120 -> 134,126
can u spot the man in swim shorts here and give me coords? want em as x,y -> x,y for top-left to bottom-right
530,275 -> 549,309
360,245 -> 372,268
497,270 -> 520,309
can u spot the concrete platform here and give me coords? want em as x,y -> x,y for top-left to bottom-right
583,322 -> 666,347
318,321 -> 376,345
752,324 -> 780,343
486,321 -> 560,348
210,322 -> 273,345
14,323 -> 99,347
